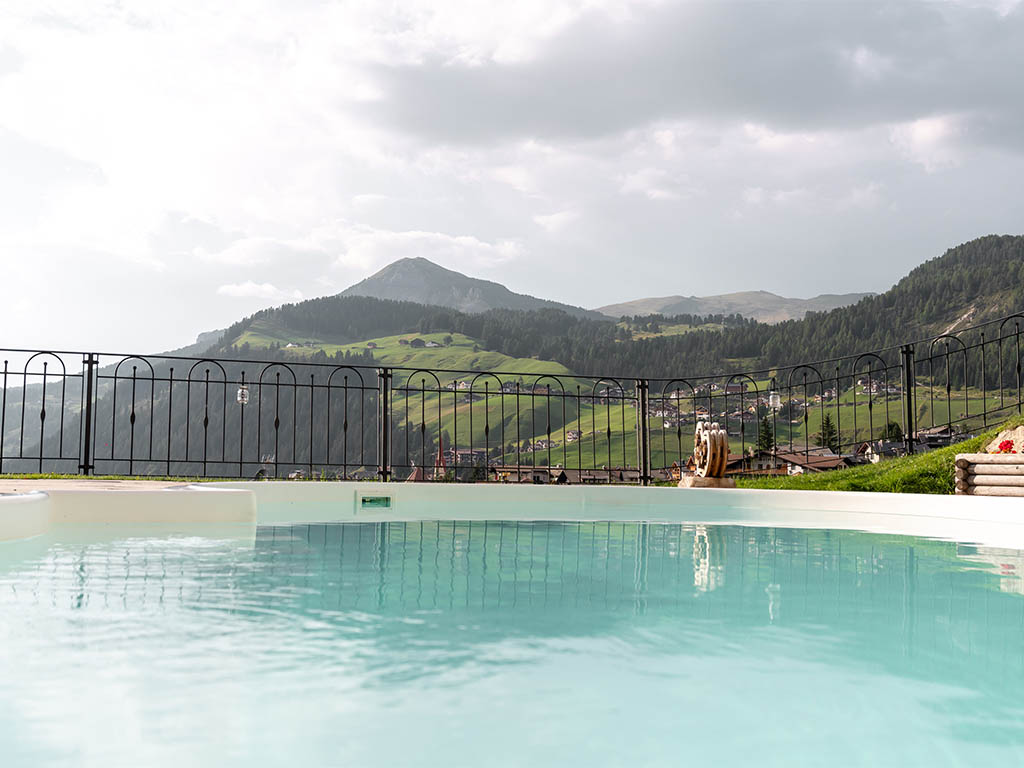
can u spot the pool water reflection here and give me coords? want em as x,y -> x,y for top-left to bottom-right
2,521 -> 1023,766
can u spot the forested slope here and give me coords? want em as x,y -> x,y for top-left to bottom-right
212,235 -> 1024,377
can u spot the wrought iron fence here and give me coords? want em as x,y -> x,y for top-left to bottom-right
1,313 -> 1022,482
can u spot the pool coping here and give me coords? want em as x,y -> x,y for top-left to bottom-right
2,480 -> 1024,547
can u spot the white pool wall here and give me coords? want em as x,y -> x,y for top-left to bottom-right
0,492 -> 49,541
2,481 -> 1023,548
0,485 -> 256,542
214,481 -> 1024,547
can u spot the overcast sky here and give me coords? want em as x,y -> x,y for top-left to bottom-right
2,0 -> 1022,352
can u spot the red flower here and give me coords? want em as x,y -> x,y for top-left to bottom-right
997,439 -> 1016,454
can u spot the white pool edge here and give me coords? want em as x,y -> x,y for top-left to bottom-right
0,485 -> 257,541
1,482 -> 1022,547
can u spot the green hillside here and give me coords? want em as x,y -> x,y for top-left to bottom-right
192,234 -> 1024,477
616,319 -> 726,340
215,234 -> 1024,380
598,290 -> 874,323
12,237 -> 1021,482
384,377 -> 1015,476
235,323 -> 570,375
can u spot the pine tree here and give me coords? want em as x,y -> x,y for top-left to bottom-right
815,413 -> 839,452
880,420 -> 903,442
757,416 -> 775,453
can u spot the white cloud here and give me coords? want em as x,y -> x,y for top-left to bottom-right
620,168 -> 683,201
198,237 -> 328,267
332,227 -> 523,273
216,282 -> 303,301
743,187 -> 807,206
845,46 -> 894,81
490,165 -> 536,194
0,0 -> 1022,351
742,187 -> 766,205
742,124 -> 820,153
533,210 -> 578,232
890,115 -> 964,172
838,182 -> 884,210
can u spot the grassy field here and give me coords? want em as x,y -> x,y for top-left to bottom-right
736,417 -> 1021,494
616,321 -> 724,340
236,323 -> 570,376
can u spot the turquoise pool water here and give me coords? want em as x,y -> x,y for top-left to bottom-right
2,521 -> 1024,766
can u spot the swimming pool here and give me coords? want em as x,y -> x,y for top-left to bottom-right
2,485 -> 1024,766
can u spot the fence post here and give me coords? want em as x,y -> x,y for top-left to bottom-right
635,378 -> 651,486
377,367 -> 392,482
900,344 -> 916,455
79,353 -> 97,475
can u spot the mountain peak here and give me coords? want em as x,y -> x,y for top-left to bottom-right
341,258 -> 602,319
596,290 -> 874,323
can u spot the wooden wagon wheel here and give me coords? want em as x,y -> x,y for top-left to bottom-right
694,421 -> 715,477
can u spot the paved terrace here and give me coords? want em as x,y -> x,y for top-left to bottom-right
0,479 -> 189,494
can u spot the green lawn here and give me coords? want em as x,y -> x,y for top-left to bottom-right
0,473 -> 230,482
736,417 -> 1021,494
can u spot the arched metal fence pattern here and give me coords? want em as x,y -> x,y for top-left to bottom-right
1,312 -> 1023,481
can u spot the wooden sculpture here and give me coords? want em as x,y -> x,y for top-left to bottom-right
693,421 -> 729,478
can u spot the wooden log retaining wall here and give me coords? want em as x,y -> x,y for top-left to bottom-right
955,454 -> 1024,497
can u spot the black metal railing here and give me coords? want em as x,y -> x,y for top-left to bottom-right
1,313 -> 1022,482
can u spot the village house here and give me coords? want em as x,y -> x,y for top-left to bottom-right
529,438 -> 559,451
860,380 -> 901,396
775,448 -> 848,475
490,465 -> 578,484
594,467 -> 642,484
716,449 -> 788,476
490,465 -> 641,485
913,424 -> 971,450
855,440 -> 906,464
596,386 -> 623,403
443,448 -> 489,466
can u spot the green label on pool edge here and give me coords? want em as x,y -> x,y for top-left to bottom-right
360,496 -> 391,509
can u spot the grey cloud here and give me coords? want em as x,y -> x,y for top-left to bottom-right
364,2 -> 1024,145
